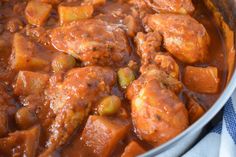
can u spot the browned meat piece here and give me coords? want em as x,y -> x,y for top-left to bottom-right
135,31 -> 162,63
135,32 -> 179,78
146,14 -> 210,63
51,19 -> 131,67
144,0 -> 195,14
0,125 -> 41,157
127,66 -> 188,146
41,66 -> 116,155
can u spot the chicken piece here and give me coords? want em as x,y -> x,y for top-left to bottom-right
184,66 -> 220,93
144,0 -> 195,14
135,32 -> 179,78
51,19 -> 131,67
0,125 -> 41,157
135,31 -> 162,64
41,66 -> 116,155
146,14 -> 210,63
127,67 -> 188,146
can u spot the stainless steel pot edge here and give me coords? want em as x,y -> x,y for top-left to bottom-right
140,68 -> 236,157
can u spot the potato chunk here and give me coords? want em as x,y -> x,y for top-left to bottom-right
121,141 -> 145,157
186,96 -> 205,124
58,4 -> 94,24
9,33 -> 49,71
14,71 -> 49,96
25,0 -> 52,26
184,66 -> 220,93
0,125 -> 40,157
81,116 -> 130,157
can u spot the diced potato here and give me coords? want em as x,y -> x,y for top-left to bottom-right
52,53 -> 76,72
58,4 -> 94,24
14,71 -> 49,96
118,67 -> 135,89
0,111 -> 8,137
183,66 -> 220,93
10,33 -> 49,70
40,0 -> 62,4
121,141 -> 145,157
124,15 -> 138,37
15,107 -> 37,129
0,125 -> 40,157
98,95 -> 121,116
186,96 -> 205,124
84,0 -> 106,6
81,115 -> 130,157
25,0 -> 52,26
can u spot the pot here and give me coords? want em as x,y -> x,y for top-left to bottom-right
142,0 -> 236,156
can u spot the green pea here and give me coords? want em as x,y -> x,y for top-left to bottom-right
98,95 -> 121,116
118,67 -> 135,88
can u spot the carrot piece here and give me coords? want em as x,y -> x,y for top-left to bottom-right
183,66 -> 220,93
58,4 -> 94,24
121,141 -> 145,157
25,0 -> 52,26
81,115 -> 130,157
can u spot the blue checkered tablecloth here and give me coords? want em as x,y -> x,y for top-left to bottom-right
182,90 -> 236,157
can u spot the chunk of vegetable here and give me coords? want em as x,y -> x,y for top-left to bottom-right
52,54 -> 76,72
10,33 -> 49,70
84,0 -> 106,6
186,96 -> 205,124
58,4 -> 94,24
124,15 -> 138,37
184,66 -> 220,93
0,112 -> 8,137
98,95 -> 121,116
14,71 -> 49,96
0,125 -> 40,157
15,107 -> 37,129
40,0 -> 61,4
81,115 -> 130,157
118,67 -> 135,89
121,141 -> 145,157
25,0 -> 52,26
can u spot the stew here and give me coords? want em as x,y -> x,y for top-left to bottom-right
0,0 -> 227,157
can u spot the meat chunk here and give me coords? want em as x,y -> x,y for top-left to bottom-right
127,67 -> 188,146
144,0 -> 195,14
183,66 -> 220,93
81,116 -> 130,157
135,31 -> 162,64
121,141 -> 145,157
0,125 -> 40,157
135,32 -> 179,79
51,19 -> 131,67
42,66 -> 116,155
146,14 -> 210,63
